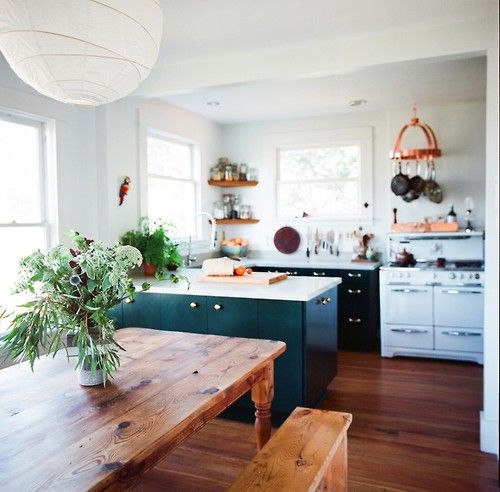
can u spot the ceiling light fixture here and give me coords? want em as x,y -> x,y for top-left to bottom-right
349,99 -> 368,107
206,101 -> 221,107
0,0 -> 163,107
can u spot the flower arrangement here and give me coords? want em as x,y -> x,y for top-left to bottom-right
1,232 -> 150,384
120,217 -> 184,279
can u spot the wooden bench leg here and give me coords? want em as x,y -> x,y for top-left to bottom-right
317,435 -> 348,491
251,362 -> 274,450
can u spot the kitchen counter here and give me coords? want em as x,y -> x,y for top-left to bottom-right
242,257 -> 382,271
134,268 -> 341,302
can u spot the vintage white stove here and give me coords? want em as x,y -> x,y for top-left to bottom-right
380,232 -> 484,364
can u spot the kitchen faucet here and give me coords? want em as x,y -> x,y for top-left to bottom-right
186,211 -> 217,265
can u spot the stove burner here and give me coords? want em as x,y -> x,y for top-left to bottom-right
385,260 -> 484,271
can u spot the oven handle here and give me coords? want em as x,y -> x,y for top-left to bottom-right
390,328 -> 429,334
390,288 -> 428,293
441,330 -> 482,337
441,289 -> 483,295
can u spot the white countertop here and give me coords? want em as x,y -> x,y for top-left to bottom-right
134,268 -> 341,302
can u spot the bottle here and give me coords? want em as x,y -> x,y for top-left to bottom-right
446,205 -> 457,223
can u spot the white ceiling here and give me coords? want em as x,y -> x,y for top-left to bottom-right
161,56 -> 486,124
157,0 -> 488,64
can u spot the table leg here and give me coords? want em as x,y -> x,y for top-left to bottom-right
251,362 -> 274,450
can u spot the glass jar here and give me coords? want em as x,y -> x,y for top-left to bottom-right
224,163 -> 233,181
222,193 -> 233,218
232,163 -> 239,181
212,201 -> 225,219
239,163 -> 248,181
240,204 -> 252,219
248,167 -> 258,181
231,194 -> 240,219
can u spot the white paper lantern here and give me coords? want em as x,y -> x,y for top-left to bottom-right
0,0 -> 163,106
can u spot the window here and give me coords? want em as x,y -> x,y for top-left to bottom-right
273,128 -> 373,220
146,132 -> 198,238
0,111 -> 52,331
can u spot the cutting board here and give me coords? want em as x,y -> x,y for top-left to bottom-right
199,272 -> 288,285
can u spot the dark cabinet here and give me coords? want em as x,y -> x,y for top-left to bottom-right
118,288 -> 339,414
304,288 -> 338,405
122,293 -> 163,329
206,297 -> 259,338
162,295 -> 208,334
259,300 -> 304,412
253,265 -> 379,351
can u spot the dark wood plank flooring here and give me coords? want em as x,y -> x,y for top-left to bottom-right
134,352 -> 498,491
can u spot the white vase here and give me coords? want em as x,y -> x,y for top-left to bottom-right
78,364 -> 104,386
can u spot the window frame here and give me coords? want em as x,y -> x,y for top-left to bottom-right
0,109 -> 53,247
267,127 -> 373,222
143,128 -> 201,240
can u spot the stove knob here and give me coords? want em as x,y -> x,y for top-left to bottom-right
459,273 -> 464,280
469,273 -> 475,279
449,272 -> 456,279
475,273 -> 480,280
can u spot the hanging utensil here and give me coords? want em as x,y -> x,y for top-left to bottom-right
408,160 -> 426,194
425,161 -> 443,203
391,161 -> 410,196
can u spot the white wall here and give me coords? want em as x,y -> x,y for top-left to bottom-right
95,98 -> 222,246
219,101 -> 485,260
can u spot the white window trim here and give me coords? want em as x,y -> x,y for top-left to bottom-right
264,127 -> 373,222
138,123 -> 202,241
0,107 -> 58,248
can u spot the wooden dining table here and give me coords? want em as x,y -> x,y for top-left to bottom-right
0,328 -> 286,491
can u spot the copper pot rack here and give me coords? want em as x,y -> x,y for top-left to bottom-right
390,105 -> 441,161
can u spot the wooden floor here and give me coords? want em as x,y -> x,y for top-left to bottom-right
134,352 -> 498,491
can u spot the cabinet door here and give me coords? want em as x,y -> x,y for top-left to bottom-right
304,288 -> 338,407
122,293 -> 163,329
385,286 -> 433,325
207,297 -> 258,338
162,296 -> 208,334
259,300 -> 304,413
434,287 -> 484,328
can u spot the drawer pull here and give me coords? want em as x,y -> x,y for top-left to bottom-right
313,271 -> 326,276
390,288 -> 428,293
348,289 -> 362,294
213,304 -> 223,311
189,302 -> 199,309
348,272 -> 361,278
442,290 -> 482,295
285,271 -> 298,275
348,318 -> 362,323
390,328 -> 428,334
125,298 -> 135,304
442,330 -> 481,337
318,297 -> 331,305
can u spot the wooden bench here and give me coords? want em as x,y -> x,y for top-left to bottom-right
229,407 -> 352,492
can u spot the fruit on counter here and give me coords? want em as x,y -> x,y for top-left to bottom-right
233,265 -> 253,276
222,237 -> 249,246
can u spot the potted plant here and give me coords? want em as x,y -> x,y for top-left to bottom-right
0,232 -> 150,386
120,217 -> 184,279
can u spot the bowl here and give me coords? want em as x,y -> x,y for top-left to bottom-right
221,244 -> 249,258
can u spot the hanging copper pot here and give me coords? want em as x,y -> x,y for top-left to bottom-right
390,105 -> 441,161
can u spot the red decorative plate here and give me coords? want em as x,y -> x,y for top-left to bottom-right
273,226 -> 301,254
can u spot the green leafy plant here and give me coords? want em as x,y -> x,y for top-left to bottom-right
0,232 -> 150,384
120,217 -> 184,279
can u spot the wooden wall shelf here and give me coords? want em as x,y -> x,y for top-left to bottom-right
214,219 -> 260,225
208,180 -> 258,187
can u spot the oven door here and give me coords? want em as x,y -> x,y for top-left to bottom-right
385,285 -> 433,325
434,287 -> 484,328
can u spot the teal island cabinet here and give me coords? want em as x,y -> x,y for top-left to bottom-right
116,269 -> 341,414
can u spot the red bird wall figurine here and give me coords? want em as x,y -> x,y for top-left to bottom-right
119,176 -> 130,206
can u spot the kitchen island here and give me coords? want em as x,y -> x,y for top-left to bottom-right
111,269 -> 341,415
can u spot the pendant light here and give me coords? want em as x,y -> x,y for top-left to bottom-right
0,0 -> 163,106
